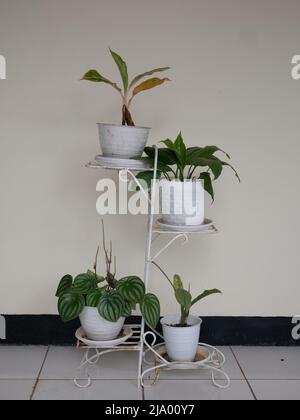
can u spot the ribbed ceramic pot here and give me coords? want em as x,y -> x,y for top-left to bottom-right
97,123 -> 151,159
161,314 -> 202,362
79,307 -> 125,341
160,180 -> 205,226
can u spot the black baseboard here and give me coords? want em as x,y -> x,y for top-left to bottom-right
0,315 -> 299,346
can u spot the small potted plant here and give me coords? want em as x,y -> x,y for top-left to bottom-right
56,224 -> 160,341
154,263 -> 221,362
137,133 -> 240,226
81,49 -> 170,159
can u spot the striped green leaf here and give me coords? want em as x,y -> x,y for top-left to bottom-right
86,270 -> 105,284
56,275 -> 73,298
73,274 -> 96,295
58,292 -> 85,323
117,277 -> 145,304
86,289 -> 104,308
122,300 -> 133,318
140,294 -> 160,329
98,291 -> 124,323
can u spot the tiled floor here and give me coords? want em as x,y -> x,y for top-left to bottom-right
0,346 -> 299,400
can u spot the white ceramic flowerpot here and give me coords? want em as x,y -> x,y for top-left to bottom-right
79,307 -> 125,341
161,314 -> 202,362
97,123 -> 151,159
160,180 -> 205,226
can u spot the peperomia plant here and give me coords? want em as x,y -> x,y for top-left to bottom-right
153,262 -> 221,327
81,49 -> 170,127
136,133 -> 240,201
56,224 -> 160,328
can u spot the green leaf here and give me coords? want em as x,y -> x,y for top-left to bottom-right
133,170 -> 162,191
140,294 -> 160,329
174,132 -> 187,168
110,49 -> 128,92
188,153 -> 223,180
56,275 -> 73,298
86,289 -> 104,308
132,77 -> 170,98
219,160 -> 241,182
186,147 -> 204,165
144,146 -> 178,166
122,300 -> 133,318
86,270 -> 105,284
73,274 -> 96,295
175,289 -> 192,312
81,69 -> 115,85
161,139 -> 176,150
129,67 -> 170,89
98,291 -> 124,323
199,146 -> 231,159
200,172 -> 214,202
58,292 -> 85,323
116,276 -> 146,304
173,275 -> 184,290
191,289 -> 222,307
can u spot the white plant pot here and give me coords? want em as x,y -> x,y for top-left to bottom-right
79,307 -> 125,341
97,123 -> 151,159
161,314 -> 202,362
160,180 -> 205,226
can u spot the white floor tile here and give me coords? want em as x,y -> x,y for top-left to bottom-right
0,346 -> 48,379
144,347 -> 243,380
40,346 -> 141,380
250,380 -> 300,400
33,380 -> 141,400
144,380 -> 254,400
232,347 -> 300,380
0,380 -> 35,400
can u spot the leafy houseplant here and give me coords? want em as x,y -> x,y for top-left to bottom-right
81,49 -> 170,159
137,133 -> 240,226
153,263 -> 222,362
56,225 -> 160,341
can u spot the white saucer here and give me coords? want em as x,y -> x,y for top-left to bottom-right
94,155 -> 151,170
156,218 -> 214,233
75,326 -> 133,347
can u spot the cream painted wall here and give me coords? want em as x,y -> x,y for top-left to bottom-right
0,0 -> 299,316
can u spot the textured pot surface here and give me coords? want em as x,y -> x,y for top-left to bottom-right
160,180 -> 205,226
98,123 -> 151,159
79,307 -> 125,341
161,314 -> 202,362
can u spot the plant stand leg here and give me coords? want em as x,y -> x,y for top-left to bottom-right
138,147 -> 159,390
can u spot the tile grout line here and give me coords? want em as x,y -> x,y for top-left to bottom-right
30,346 -> 50,401
230,346 -> 257,401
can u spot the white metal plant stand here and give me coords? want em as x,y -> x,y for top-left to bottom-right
77,148 -> 230,391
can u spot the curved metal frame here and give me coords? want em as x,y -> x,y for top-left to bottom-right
141,332 -> 231,389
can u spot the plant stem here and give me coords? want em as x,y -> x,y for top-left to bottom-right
93,246 -> 100,279
152,261 -> 174,289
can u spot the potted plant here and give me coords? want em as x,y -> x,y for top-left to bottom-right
136,133 -> 240,226
153,263 -> 221,362
81,49 -> 170,159
56,225 -> 160,341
